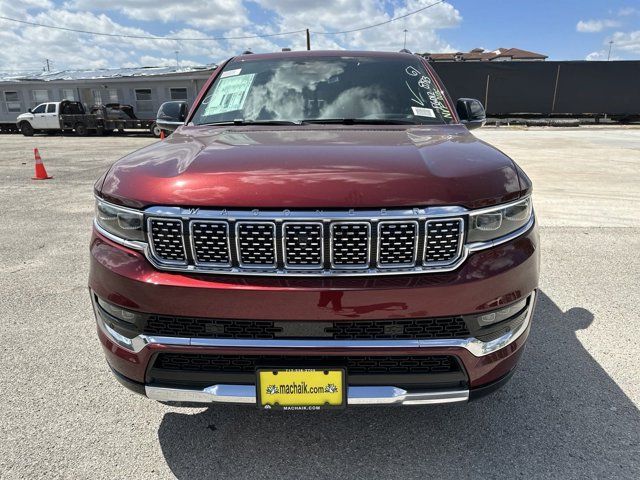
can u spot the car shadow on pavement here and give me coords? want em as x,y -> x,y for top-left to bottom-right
157,291 -> 639,479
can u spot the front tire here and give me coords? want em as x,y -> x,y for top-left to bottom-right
151,122 -> 162,138
20,122 -> 34,137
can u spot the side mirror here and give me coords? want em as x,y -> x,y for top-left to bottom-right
28,108 -> 32,113
456,98 -> 486,130
156,101 -> 188,133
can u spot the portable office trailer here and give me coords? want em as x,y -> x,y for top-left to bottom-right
0,66 -> 216,132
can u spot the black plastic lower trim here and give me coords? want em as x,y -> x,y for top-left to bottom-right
109,365 -> 146,396
468,367 -> 517,401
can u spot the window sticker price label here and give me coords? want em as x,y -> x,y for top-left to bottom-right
203,73 -> 255,116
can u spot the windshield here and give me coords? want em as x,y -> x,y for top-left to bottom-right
191,56 -> 454,126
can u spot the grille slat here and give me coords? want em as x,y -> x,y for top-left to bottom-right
424,219 -> 463,265
331,222 -> 370,269
283,223 -> 323,268
147,214 -> 464,274
236,222 -> 277,267
190,221 -> 231,266
148,218 -> 186,264
378,221 -> 418,267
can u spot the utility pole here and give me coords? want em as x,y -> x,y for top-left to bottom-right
607,40 -> 614,61
403,29 -> 408,50
44,59 -> 51,72
306,29 -> 311,50
175,50 -> 180,68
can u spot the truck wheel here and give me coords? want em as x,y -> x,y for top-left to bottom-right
20,122 -> 34,137
150,123 -> 162,138
75,123 -> 88,136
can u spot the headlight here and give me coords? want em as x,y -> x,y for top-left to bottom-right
95,197 -> 144,242
467,197 -> 533,243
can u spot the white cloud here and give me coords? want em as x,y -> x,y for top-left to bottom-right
0,1 -> 463,70
576,19 -> 620,33
617,7 -> 638,16
611,30 -> 640,54
69,0 -> 249,31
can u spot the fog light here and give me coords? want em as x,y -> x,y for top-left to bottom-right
96,296 -> 144,324
477,298 -> 528,326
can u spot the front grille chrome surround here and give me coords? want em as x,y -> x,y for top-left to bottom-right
113,204 -> 537,277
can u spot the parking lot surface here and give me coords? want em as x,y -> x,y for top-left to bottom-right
1,127 -> 639,479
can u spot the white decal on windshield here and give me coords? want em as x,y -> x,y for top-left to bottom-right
406,81 -> 426,107
405,66 -> 420,77
220,68 -> 242,78
418,76 -> 431,89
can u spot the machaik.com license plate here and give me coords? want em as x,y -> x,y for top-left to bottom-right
257,369 -> 345,410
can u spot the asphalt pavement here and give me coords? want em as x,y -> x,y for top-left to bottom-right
0,127 -> 638,479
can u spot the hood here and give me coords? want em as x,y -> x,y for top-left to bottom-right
99,124 -> 522,210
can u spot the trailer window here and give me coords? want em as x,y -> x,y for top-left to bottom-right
32,90 -> 49,104
92,88 -> 119,105
135,88 -> 153,113
62,89 -> 76,101
3,91 -> 22,112
170,88 -> 188,100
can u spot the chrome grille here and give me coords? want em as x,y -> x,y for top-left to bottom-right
424,219 -> 463,264
378,221 -> 418,267
236,222 -> 276,267
190,221 -> 230,266
145,208 -> 467,276
148,218 -> 186,264
331,222 -> 370,268
283,222 -> 323,268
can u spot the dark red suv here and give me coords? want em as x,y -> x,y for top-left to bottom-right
90,50 -> 538,410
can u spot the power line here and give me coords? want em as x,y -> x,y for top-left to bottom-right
312,0 -> 445,35
0,15 -> 306,41
0,1 -> 447,42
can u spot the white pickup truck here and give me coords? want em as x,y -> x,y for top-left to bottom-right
15,101 -> 85,136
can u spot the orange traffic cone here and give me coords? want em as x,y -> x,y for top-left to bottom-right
32,148 -> 53,180
160,130 -> 165,140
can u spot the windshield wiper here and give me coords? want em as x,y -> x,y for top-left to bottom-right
301,118 -> 423,125
202,119 -> 302,126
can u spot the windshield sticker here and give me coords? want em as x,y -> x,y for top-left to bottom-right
220,68 -> 242,78
203,73 -> 255,116
412,106 -> 435,118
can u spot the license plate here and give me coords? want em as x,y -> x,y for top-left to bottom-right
257,368 -> 346,410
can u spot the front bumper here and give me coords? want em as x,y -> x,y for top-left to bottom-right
90,222 -> 539,406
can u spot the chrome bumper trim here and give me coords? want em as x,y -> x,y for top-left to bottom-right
95,291 -> 536,358
145,384 -> 469,406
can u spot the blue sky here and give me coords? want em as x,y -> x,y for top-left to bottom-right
0,0 -> 638,71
